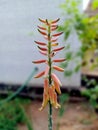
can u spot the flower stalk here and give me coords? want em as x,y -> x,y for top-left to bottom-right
33,18 -> 65,130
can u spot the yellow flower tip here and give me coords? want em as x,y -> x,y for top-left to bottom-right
51,43 -> 58,47
57,103 -> 61,108
39,106 -> 44,111
53,102 -> 61,109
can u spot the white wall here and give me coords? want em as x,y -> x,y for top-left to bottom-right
0,0 -> 82,87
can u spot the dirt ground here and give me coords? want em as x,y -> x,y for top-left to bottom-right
18,100 -> 98,130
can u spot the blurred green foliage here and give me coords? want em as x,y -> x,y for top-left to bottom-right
56,94 -> 69,130
0,98 -> 33,130
59,93 -> 69,117
81,75 -> 98,109
82,85 -> 98,109
59,0 -> 98,76
92,0 -> 98,10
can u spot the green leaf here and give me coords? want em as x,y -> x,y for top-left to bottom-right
74,64 -> 81,72
92,0 -> 98,10
64,70 -> 73,77
59,94 -> 69,117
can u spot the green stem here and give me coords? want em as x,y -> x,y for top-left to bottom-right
48,101 -> 52,130
48,24 -> 52,130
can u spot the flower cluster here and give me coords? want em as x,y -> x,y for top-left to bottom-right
32,18 -> 65,111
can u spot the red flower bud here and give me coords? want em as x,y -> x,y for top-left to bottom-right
51,26 -> 58,31
51,18 -> 60,24
53,58 -> 66,63
34,41 -> 46,46
39,18 -> 46,23
53,65 -> 64,72
38,46 -> 47,51
32,59 -> 46,64
51,38 -> 58,42
51,73 -> 62,86
37,26 -> 47,30
34,71 -> 45,78
52,32 -> 63,37
38,29 -> 47,36
39,50 -> 47,56
53,46 -> 65,52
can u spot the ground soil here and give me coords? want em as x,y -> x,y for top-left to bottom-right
18,100 -> 98,130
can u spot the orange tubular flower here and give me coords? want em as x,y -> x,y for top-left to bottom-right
53,80 -> 61,94
53,46 -> 65,52
38,18 -> 46,23
38,29 -> 47,36
32,59 -> 46,64
53,92 -> 61,109
44,78 -> 49,93
38,46 -> 47,51
51,26 -> 58,31
39,92 -> 49,111
37,26 -> 47,30
53,58 -> 66,63
51,38 -> 58,42
51,43 -> 58,47
44,65 -> 49,77
33,18 -> 65,111
34,41 -> 46,46
52,32 -> 63,37
39,50 -> 47,56
53,65 -> 64,72
48,87 -> 55,104
51,18 -> 60,24
34,71 -> 45,78
51,73 -> 62,86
